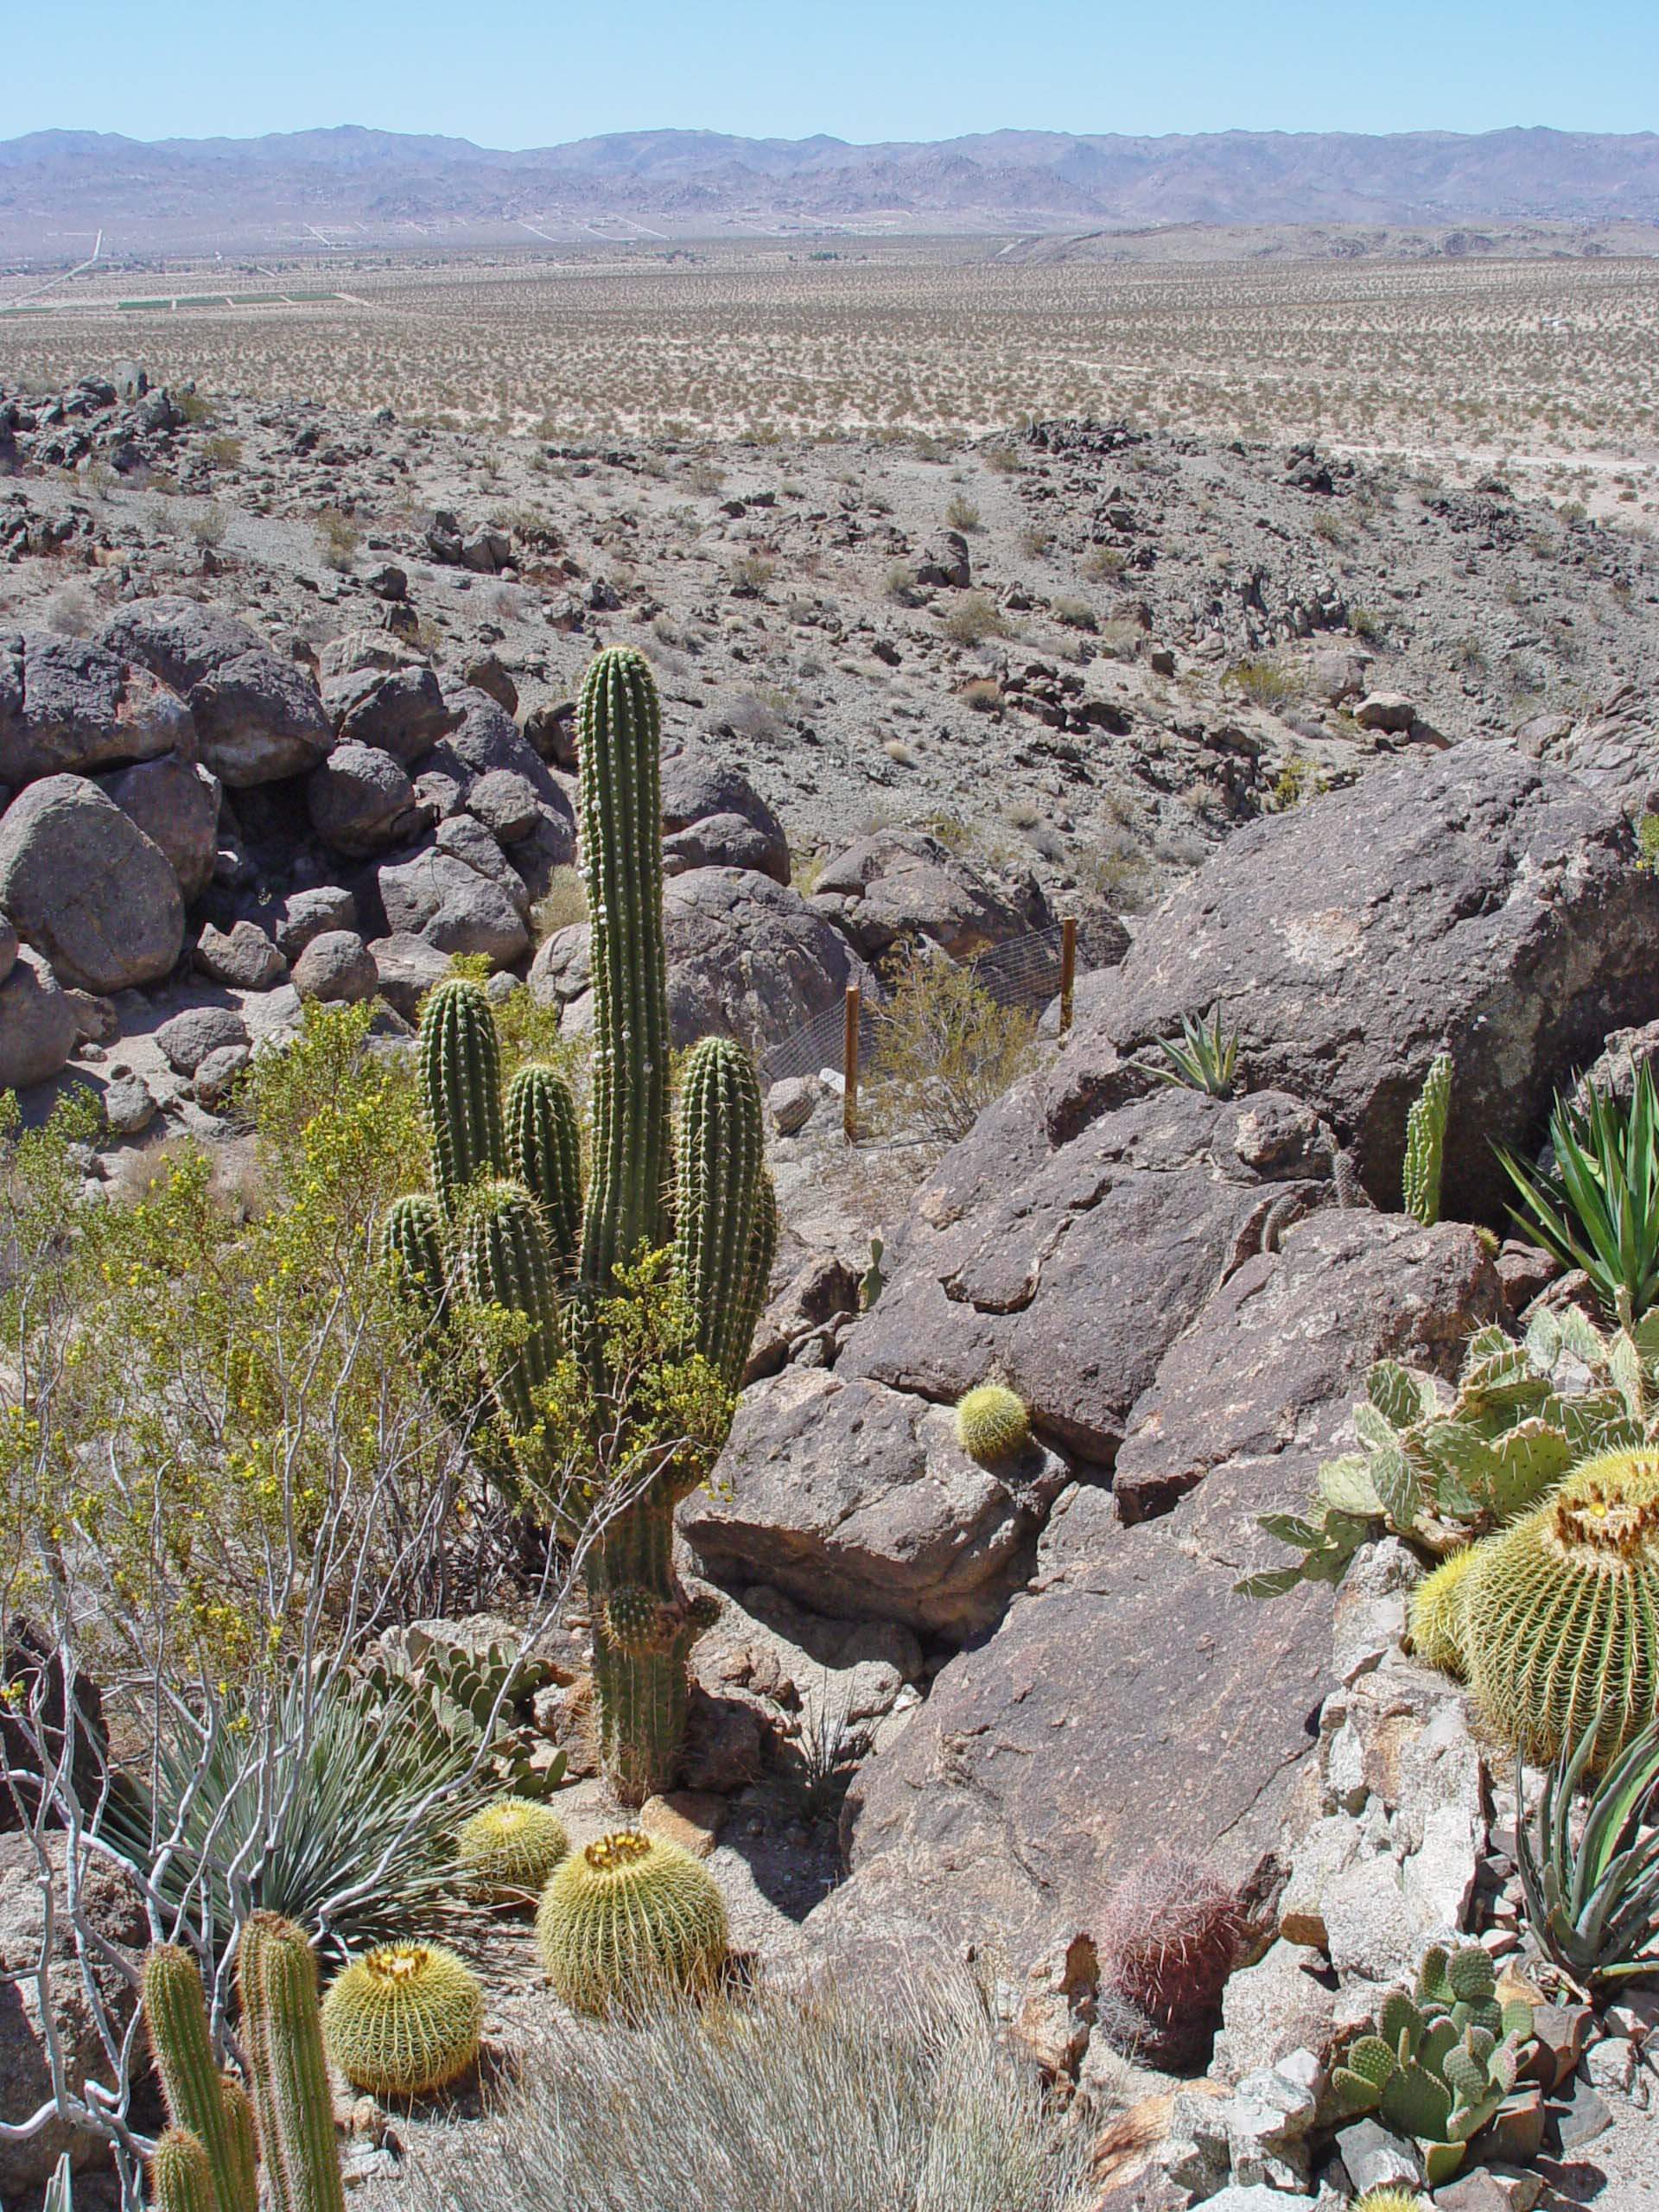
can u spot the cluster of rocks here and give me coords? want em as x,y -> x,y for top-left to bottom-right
0,592 -> 1068,1128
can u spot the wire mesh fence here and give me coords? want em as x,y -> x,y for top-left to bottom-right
758,919 -> 1090,1144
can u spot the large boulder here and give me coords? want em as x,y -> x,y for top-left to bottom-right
841,1084 -> 1338,1466
0,946 -> 78,1090
377,820 -> 531,966
100,598 -> 331,786
660,747 -> 789,886
0,628 -> 193,786
804,1209 -> 1503,1980
530,867 -> 857,1054
683,1371 -> 1070,1637
809,828 -> 1050,961
96,752 -> 221,903
0,775 -> 183,992
1050,745 -> 1659,1221
307,741 -> 423,857
321,661 -> 453,765
0,1834 -> 146,2195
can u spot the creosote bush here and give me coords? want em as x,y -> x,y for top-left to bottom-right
867,949 -> 1041,1145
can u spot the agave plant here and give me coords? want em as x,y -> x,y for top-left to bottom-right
1516,1714 -> 1659,1992
1152,1007 -> 1241,1099
1498,1065 -> 1659,1322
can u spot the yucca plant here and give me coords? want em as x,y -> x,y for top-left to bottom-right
1516,1714 -> 1659,1992
1152,1007 -> 1241,1099
1498,1065 -> 1659,1321
101,1670 -> 491,1964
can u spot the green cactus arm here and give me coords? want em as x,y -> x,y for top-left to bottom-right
505,1063 -> 584,1274
578,647 -> 672,1304
141,1946 -> 253,2212
381,1193 -> 448,1324
1403,1052 -> 1452,1225
734,1173 -> 779,1375
150,2130 -> 220,2212
1381,2058 -> 1454,2144
236,1915 -> 346,2212
219,2079 -> 258,2212
673,1036 -> 766,1389
419,978 -> 508,1220
457,1180 -> 563,1452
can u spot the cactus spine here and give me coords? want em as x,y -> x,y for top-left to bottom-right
143,1947 -> 253,2212
321,1942 -> 484,2097
534,1828 -> 728,2015
385,648 -> 774,1801
141,1929 -> 340,2212
150,2131 -> 219,2212
1403,1052 -> 1452,1225
238,1914 -> 346,2212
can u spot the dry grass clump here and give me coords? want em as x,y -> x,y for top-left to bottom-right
314,505 -> 361,572
942,593 -> 1008,646
416,1978 -> 1092,2212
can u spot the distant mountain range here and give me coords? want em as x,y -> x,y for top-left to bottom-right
3,124 -> 1658,257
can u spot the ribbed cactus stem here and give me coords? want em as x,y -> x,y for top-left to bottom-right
219,2079 -> 258,2212
151,2130 -> 220,2212
578,647 -> 671,1304
381,1192 -> 447,1324
736,1173 -> 779,1376
236,1914 -> 346,2212
674,1036 -> 766,1387
587,1495 -> 696,1805
420,977 -> 507,1220
458,1180 -> 563,1449
142,1946 -> 254,2212
1403,1051 -> 1452,1226
505,1063 -> 584,1274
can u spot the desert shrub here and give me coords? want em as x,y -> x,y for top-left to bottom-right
189,501 -> 228,550
883,559 -> 919,602
730,550 -> 775,594
531,867 -> 588,942
1017,524 -> 1053,558
961,677 -> 1004,713
1081,544 -> 1127,580
416,1979 -> 1091,2212
1050,594 -> 1096,631
200,434 -> 244,468
314,505 -> 361,572
1223,657 -> 1298,708
175,389 -> 216,426
944,493 -> 982,532
942,592 -> 1007,646
868,950 -> 1041,1144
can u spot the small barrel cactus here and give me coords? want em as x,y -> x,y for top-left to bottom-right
321,1942 -> 485,2098
456,1796 -> 571,1899
535,1828 -> 728,2016
1095,1853 -> 1245,2069
1408,1546 -> 1484,1677
1460,1450 -> 1659,1765
954,1383 -> 1031,1465
1353,2194 -> 1432,2212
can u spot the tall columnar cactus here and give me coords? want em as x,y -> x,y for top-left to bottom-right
142,1929 -> 341,2212
384,647 -> 775,1801
1403,1052 -> 1453,1225
238,1914 -> 347,2212
143,1947 -> 257,2212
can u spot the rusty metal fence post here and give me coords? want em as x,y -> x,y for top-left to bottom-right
842,983 -> 861,1142
1059,916 -> 1077,1035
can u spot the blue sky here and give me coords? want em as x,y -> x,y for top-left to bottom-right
7,1 -> 1656,145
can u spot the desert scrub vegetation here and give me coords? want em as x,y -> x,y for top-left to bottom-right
1222,655 -> 1299,708
418,1978 -> 1092,2212
942,591 -> 1008,645
313,504 -> 362,571
867,949 -> 1043,1144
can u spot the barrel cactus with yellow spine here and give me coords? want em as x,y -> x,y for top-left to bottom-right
1460,1451 -> 1659,1766
1408,1545 -> 1486,1677
456,1796 -> 569,1899
535,1827 -> 728,2015
321,1942 -> 484,2097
